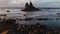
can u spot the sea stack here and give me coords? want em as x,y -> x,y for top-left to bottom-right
21,1 -> 41,11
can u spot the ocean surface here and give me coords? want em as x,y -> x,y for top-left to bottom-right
0,8 -> 60,27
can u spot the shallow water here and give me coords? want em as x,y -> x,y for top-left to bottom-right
0,8 -> 60,27
16,20 -> 60,27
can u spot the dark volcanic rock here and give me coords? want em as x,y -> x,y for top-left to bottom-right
21,1 -> 41,11
6,10 -> 10,12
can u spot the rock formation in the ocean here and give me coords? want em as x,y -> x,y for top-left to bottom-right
6,10 -> 10,12
21,1 -> 41,11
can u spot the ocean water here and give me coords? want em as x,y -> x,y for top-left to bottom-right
0,8 -> 60,27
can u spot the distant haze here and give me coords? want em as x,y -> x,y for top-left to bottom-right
0,0 -> 60,7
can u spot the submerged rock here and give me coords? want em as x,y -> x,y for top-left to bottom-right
6,10 -> 10,12
0,14 -> 6,16
21,1 -> 41,11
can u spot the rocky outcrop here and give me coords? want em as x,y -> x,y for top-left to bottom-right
21,1 -> 41,11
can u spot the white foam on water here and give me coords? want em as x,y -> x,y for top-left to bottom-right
0,9 -> 60,26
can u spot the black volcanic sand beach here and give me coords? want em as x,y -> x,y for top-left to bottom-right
0,18 -> 60,34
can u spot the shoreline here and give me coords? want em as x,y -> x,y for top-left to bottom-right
0,18 -> 60,34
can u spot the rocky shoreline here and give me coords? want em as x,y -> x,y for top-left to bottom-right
0,19 -> 59,34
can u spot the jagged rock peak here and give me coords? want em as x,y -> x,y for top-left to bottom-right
21,1 -> 41,11
25,1 -> 34,8
30,1 -> 34,7
25,3 -> 29,8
